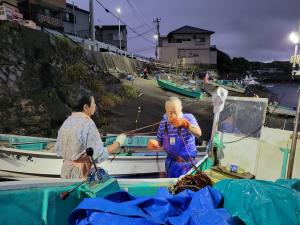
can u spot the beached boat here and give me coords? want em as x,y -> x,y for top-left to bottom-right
209,80 -> 246,93
157,79 -> 202,98
0,134 -> 206,178
267,103 -> 296,117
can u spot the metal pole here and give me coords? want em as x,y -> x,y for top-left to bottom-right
287,88 -> 300,178
72,2 -> 76,36
155,39 -> 158,61
292,44 -> 298,74
89,0 -> 95,41
118,14 -> 121,50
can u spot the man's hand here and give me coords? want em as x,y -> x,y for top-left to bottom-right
170,117 -> 190,128
147,139 -> 161,150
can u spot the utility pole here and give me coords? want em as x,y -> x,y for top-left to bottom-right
72,2 -> 76,36
116,8 -> 121,50
153,17 -> 161,61
89,0 -> 95,42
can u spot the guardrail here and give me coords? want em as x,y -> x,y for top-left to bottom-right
40,26 -> 151,63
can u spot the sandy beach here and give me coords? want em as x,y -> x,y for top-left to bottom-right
105,76 -> 214,142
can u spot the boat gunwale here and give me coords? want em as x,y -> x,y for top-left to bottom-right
0,146 -> 206,159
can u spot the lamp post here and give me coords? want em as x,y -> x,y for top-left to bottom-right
287,31 -> 299,179
116,7 -> 121,50
290,32 -> 299,75
154,34 -> 158,61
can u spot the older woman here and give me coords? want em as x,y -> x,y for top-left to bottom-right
55,90 -> 126,179
148,96 -> 201,178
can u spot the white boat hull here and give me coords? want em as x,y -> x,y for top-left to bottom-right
268,105 -> 296,117
209,81 -> 245,93
0,146 -> 205,178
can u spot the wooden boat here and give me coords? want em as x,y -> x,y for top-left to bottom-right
157,79 -> 202,98
267,104 -> 296,117
209,80 -> 246,93
0,134 -> 206,178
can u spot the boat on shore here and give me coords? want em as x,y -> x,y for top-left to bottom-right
157,79 -> 203,98
267,103 -> 296,117
209,79 -> 246,93
0,134 -> 206,178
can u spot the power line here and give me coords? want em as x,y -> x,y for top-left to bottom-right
132,46 -> 155,53
128,28 -> 155,40
94,0 -> 155,44
126,0 -> 154,30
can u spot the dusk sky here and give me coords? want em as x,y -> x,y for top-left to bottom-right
69,0 -> 300,62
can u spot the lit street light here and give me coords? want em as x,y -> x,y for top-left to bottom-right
116,7 -> 121,50
289,32 -> 299,74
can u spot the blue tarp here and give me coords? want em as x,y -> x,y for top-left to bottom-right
69,186 -> 239,225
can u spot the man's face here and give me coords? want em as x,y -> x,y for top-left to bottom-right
165,102 -> 182,122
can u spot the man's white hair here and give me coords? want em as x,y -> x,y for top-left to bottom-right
165,96 -> 182,108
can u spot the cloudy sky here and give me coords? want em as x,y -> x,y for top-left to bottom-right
69,0 -> 300,62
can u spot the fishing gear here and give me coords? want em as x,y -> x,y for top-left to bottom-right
59,148 -> 109,200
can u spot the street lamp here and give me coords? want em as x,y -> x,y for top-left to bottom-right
287,31 -> 300,179
116,7 -> 121,50
289,32 -> 299,74
154,34 -> 158,61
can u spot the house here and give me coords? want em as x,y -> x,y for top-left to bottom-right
158,25 -> 217,65
95,25 -> 127,51
63,3 -> 89,38
0,0 -> 23,22
18,0 -> 66,31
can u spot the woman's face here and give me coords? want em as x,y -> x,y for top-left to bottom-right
84,96 -> 96,117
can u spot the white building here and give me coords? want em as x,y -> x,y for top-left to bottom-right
158,25 -> 217,65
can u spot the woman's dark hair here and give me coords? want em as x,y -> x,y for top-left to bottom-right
72,89 -> 93,112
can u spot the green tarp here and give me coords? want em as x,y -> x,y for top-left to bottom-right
214,179 -> 300,225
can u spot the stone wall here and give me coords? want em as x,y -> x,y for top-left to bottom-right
0,21 -> 147,137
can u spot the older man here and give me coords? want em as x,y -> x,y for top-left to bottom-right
148,97 -> 202,178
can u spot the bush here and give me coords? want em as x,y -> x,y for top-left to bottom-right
65,63 -> 88,81
100,92 -> 122,109
122,85 -> 137,98
89,80 -> 105,93
55,36 -> 71,51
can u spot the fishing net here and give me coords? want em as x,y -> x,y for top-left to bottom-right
169,171 -> 213,194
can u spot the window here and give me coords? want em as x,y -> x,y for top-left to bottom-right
168,39 -> 182,43
195,37 -> 205,45
113,32 -> 123,41
65,12 -> 69,21
63,12 -> 76,23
